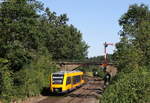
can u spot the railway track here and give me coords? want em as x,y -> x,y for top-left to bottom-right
38,77 -> 104,103
58,77 -> 104,103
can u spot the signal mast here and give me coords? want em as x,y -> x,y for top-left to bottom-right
103,42 -> 113,66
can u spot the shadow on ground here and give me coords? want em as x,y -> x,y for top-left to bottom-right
41,87 -> 67,97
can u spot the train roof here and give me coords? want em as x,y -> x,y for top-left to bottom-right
52,70 -> 82,75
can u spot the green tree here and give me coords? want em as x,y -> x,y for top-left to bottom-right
113,4 -> 150,71
40,8 -> 88,60
121,4 -> 150,64
0,0 -> 88,102
0,0 -> 44,71
102,4 -> 150,103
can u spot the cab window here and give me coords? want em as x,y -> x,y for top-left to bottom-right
52,74 -> 64,84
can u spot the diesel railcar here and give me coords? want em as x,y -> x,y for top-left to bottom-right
50,70 -> 84,93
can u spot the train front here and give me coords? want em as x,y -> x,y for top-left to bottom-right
50,72 -> 64,93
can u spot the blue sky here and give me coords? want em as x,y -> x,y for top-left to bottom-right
39,0 -> 150,57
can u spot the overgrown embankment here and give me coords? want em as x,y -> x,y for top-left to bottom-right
101,67 -> 150,103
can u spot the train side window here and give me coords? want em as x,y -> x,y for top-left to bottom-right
66,77 -> 71,85
79,76 -> 81,82
77,75 -> 80,83
73,76 -> 76,84
73,75 -> 81,84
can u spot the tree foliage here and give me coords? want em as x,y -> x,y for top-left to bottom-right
102,4 -> 150,103
113,4 -> 150,71
0,0 -> 88,102
40,8 -> 88,60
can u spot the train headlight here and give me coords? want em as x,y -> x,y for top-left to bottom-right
54,88 -> 62,92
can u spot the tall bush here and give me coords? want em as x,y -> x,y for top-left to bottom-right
13,55 -> 58,99
0,65 -> 14,103
101,67 -> 150,103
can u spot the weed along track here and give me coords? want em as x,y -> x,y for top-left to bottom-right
38,77 -> 104,103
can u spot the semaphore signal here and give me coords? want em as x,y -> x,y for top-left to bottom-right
103,42 -> 113,66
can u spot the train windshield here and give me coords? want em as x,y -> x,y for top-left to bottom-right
52,74 -> 64,84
